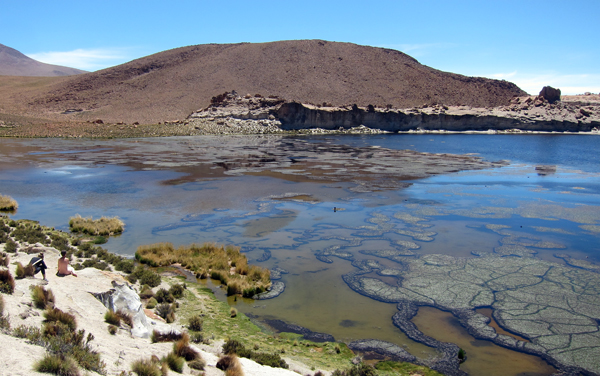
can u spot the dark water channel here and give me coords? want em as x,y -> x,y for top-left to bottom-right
1,134 -> 599,376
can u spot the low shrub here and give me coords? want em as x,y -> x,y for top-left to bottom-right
223,338 -> 288,369
190,332 -> 203,344
139,285 -> 154,299
35,353 -> 80,376
0,269 -> 15,294
115,259 -> 135,274
188,315 -> 203,331
12,324 -> 42,341
155,288 -> 175,303
4,239 -> 17,253
169,283 -> 185,299
155,303 -> 173,321
32,285 -> 55,309
128,266 -> 161,287
131,358 -> 162,376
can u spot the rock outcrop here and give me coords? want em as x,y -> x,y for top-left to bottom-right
186,91 -> 600,134
538,86 -> 561,103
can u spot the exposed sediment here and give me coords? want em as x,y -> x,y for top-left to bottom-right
342,255 -> 600,375
186,92 -> 600,134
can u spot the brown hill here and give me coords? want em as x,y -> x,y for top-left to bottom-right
3,40 -> 526,124
0,43 -> 87,77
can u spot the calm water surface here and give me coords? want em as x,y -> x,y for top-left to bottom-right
1,134 -> 599,376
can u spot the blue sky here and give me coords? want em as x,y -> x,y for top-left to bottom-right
3,0 -> 599,95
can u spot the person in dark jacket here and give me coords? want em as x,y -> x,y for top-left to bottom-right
29,252 -> 48,281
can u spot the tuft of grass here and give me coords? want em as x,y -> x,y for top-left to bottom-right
0,194 -> 18,211
151,329 -> 184,343
35,353 -> 80,376
139,285 -> 154,299
187,357 -> 206,370
131,358 -> 162,376
332,363 -> 377,376
32,285 -> 55,309
108,325 -> 118,335
230,307 -> 237,318
146,297 -> 158,309
163,352 -> 185,373
117,309 -> 133,327
69,215 -> 124,236
104,310 -> 121,326
4,238 -> 18,253
154,288 -> 175,303
44,307 -> 77,331
173,335 -> 199,361
216,355 -> 244,376
188,315 -> 203,331
135,242 -> 271,296
0,269 -> 15,294
0,252 -> 9,267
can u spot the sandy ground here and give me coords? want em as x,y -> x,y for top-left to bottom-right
0,245 -> 314,376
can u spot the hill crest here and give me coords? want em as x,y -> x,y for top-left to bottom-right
0,43 -> 87,77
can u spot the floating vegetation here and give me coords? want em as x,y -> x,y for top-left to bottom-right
0,194 -> 18,211
69,215 -> 124,236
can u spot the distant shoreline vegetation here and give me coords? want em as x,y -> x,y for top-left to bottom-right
135,242 -> 271,298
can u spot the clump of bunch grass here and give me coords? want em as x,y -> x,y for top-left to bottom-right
44,307 -> 77,331
163,351 -> 185,373
155,303 -> 176,323
0,269 -> 15,294
4,239 -> 18,253
131,357 -> 162,376
0,194 -> 18,211
108,324 -> 118,335
69,214 -> 124,236
188,315 -> 203,331
216,354 -> 244,376
173,334 -> 200,361
139,285 -> 154,299
151,329 -> 184,343
0,252 -> 9,267
146,297 -> 158,309
136,242 -> 270,298
104,309 -> 133,327
0,295 -> 9,330
32,285 -> 55,309
15,261 -> 35,279
35,353 -> 80,376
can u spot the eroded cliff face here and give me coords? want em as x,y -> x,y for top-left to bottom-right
275,101 -> 600,133
186,92 -> 600,134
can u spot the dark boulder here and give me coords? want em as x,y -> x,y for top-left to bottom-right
538,86 -> 561,103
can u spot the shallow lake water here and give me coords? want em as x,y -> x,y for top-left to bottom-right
1,134 -> 599,376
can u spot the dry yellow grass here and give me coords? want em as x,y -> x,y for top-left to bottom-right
0,194 -> 18,211
136,243 -> 271,296
69,215 -> 124,236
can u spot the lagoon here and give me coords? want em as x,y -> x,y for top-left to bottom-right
1,134 -> 599,375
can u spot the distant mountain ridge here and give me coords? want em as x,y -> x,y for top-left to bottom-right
0,43 -> 87,76
2,40 -> 526,124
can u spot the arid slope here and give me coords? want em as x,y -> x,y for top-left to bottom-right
1,40 -> 525,124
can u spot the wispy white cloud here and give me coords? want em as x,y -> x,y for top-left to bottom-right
491,71 -> 517,79
492,72 -> 600,95
27,48 -> 135,71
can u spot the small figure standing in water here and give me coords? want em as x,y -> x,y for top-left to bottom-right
29,252 -> 48,281
57,250 -> 77,277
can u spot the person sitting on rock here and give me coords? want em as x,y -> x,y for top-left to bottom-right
57,250 -> 77,277
29,252 -> 48,281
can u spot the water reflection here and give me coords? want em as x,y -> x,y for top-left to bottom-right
1,135 -> 599,376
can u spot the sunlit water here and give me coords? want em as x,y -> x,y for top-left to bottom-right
1,134 -> 599,376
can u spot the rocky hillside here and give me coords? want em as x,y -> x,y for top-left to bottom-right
0,43 -> 86,76
2,40 -> 526,124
